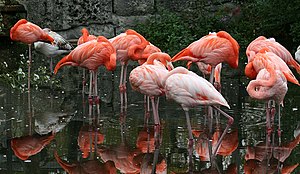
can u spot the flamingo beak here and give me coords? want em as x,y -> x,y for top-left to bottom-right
167,61 -> 174,71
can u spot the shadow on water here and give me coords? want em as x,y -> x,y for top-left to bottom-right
0,43 -> 299,173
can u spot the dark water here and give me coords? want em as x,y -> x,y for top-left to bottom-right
0,44 -> 299,173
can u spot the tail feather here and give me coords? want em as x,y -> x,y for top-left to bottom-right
288,58 -> 300,75
282,71 -> 300,86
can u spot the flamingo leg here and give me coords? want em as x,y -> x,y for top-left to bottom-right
50,56 -> 53,74
266,101 -> 272,145
27,44 -> 32,109
88,71 -> 93,123
144,95 -> 150,126
27,44 -> 33,135
93,70 -> 100,117
277,104 -> 281,146
150,96 -> 160,126
123,64 -> 128,111
211,106 -> 234,156
119,64 -> 125,112
184,110 -> 194,171
82,69 -> 86,94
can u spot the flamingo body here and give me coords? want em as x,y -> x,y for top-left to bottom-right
10,19 -> 54,44
164,67 -> 230,110
247,68 -> 288,105
246,36 -> 300,74
54,36 -> 116,73
172,31 -> 239,69
245,50 -> 299,85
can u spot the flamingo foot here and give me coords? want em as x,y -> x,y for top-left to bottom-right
88,96 -> 93,105
94,96 -> 100,105
267,127 -> 273,136
119,84 -> 126,93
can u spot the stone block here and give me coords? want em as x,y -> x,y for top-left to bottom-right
16,0 -> 113,31
114,0 -> 155,16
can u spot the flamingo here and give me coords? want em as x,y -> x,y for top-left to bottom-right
245,48 -> 300,85
77,28 -> 97,94
163,66 -> 234,163
77,27 -> 97,45
34,28 -> 73,73
54,36 -> 116,116
171,31 -> 239,84
246,51 -> 288,144
171,31 -> 238,152
10,19 -> 54,112
129,52 -> 174,126
109,29 -> 156,111
295,45 -> 300,63
246,36 -> 300,74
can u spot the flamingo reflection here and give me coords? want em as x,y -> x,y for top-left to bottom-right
78,125 -> 104,159
194,126 -> 238,162
54,151 -> 117,174
11,132 -> 55,160
244,134 -> 300,173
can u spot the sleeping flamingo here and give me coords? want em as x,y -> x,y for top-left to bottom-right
109,29 -> 159,111
77,27 -> 97,95
10,19 -> 54,105
129,52 -> 174,126
246,51 -> 288,145
172,31 -> 239,84
245,48 -> 300,86
54,36 -> 116,116
171,31 -> 238,153
163,66 -> 234,164
34,28 -> 73,73
246,36 -> 300,74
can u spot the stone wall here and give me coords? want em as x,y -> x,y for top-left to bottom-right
1,0 -> 239,39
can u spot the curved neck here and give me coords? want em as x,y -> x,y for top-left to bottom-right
105,53 -> 116,71
128,43 -> 148,60
246,68 -> 277,100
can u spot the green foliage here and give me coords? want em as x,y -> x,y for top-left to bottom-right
134,0 -> 300,67
134,9 -> 196,57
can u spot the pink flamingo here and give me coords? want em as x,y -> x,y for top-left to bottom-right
77,28 -> 97,94
10,19 -> 54,110
129,52 -> 173,126
246,36 -> 300,74
54,36 -> 116,116
77,28 -> 97,45
245,48 -> 300,86
171,31 -> 239,84
246,52 -> 288,146
109,29 -> 159,111
171,31 -> 238,151
163,66 -> 234,163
